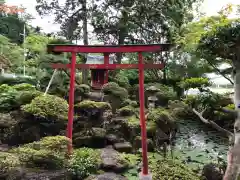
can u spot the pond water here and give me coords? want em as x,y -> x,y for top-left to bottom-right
124,119 -> 229,179
172,119 -> 229,169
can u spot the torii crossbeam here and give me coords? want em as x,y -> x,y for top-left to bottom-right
47,44 -> 172,178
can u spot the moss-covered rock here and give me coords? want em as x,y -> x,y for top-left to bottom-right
121,99 -> 138,108
134,136 -> 154,151
0,152 -> 20,174
155,85 -> 177,106
68,148 -> 101,179
73,128 -> 107,148
127,116 -> 157,137
147,108 -> 176,134
10,136 -> 70,170
149,155 -> 201,180
103,82 -> 128,101
100,148 -> 130,173
168,100 -> 195,119
123,153 -> 200,180
75,100 -> 111,110
12,147 -> 66,169
75,84 -> 90,97
117,105 -> 136,116
24,136 -> 70,152
22,94 -> 69,120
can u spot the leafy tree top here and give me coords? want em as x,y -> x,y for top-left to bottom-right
197,19 -> 240,62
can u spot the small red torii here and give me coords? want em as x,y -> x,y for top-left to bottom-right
47,44 -> 172,178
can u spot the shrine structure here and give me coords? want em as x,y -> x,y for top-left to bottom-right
47,44 -> 172,178
86,54 -> 114,89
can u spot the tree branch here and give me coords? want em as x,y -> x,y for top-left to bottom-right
205,59 -> 234,85
193,108 -> 234,138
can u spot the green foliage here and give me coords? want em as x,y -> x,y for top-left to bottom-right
178,77 -> 211,90
168,100 -> 194,119
24,136 -> 70,152
12,147 -> 65,169
225,103 -> 235,109
103,82 -> 128,101
68,148 -> 101,179
0,84 -> 42,112
111,72 -> 130,89
121,99 -> 138,108
183,95 -> 198,107
149,155 -> 201,180
75,100 -> 111,110
22,94 -> 69,119
147,108 -> 174,124
153,84 -> 177,106
12,83 -> 36,91
117,105 -> 136,116
0,152 -> 20,174
0,75 -> 36,86
0,85 -> 19,111
198,18 -> 240,62
75,84 -> 90,96
0,14 -> 26,44
10,136 -> 70,169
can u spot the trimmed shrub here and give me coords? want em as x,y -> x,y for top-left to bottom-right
10,136 -> 70,170
75,100 -> 111,110
22,94 -> 69,120
68,148 -> 101,179
117,105 -> 136,116
75,84 -> 90,96
103,82 -> 128,101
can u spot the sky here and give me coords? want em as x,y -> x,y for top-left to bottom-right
4,0 -> 240,85
5,0 -> 240,33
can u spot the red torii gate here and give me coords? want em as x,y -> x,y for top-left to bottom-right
47,44 -> 171,178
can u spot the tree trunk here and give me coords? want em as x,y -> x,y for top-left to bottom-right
82,0 -> 89,84
224,51 -> 240,179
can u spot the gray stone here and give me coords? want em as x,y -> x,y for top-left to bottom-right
100,148 -> 128,173
114,142 -> 132,153
85,172 -> 128,180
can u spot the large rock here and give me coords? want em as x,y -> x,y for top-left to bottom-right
85,173 -> 127,180
100,148 -> 129,173
134,136 -> 154,152
73,128 -> 107,148
113,142 -> 132,153
3,169 -> 71,180
202,163 -> 223,180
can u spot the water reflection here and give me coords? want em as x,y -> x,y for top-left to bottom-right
172,119 -> 228,168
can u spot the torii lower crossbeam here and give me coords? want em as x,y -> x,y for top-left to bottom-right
47,44 -> 171,178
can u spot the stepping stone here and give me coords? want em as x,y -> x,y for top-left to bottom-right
114,142 -> 132,153
85,172 -> 128,180
100,148 -> 128,173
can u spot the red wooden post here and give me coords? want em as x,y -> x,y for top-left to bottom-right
47,44 -> 172,179
67,52 -> 76,154
138,52 -> 149,175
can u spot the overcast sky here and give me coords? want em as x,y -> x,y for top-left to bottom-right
5,0 -> 240,33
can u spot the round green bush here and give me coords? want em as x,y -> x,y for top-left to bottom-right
12,83 -> 36,91
103,82 -> 128,100
75,100 -> 111,110
68,148 -> 101,179
150,158 -> 201,180
117,105 -> 136,116
75,84 -> 90,96
22,94 -> 69,120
